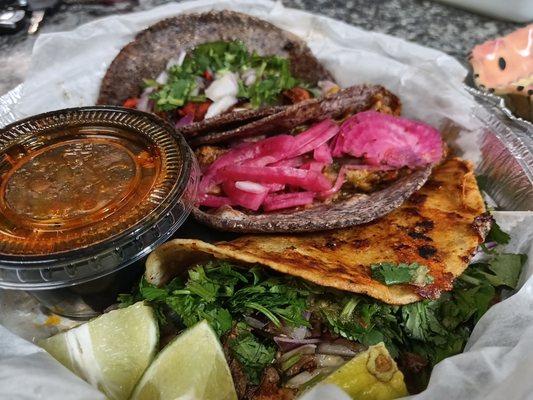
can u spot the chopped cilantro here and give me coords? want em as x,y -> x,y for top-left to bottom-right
148,40 -> 302,112
473,253 -> 526,289
371,262 -> 434,286
229,323 -> 276,385
487,220 -> 511,245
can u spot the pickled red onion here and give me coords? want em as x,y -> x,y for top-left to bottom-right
290,120 -> 339,157
270,156 -> 306,168
175,113 -> 194,128
198,135 -> 296,195
314,143 -> 332,163
219,166 -> 332,192
223,181 -> 268,211
197,112 -> 443,212
301,161 -> 326,172
263,192 -> 315,212
199,195 -> 233,208
336,111 -> 443,167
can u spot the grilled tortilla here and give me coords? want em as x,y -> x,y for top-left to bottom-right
98,10 -> 333,129
187,84 -> 401,146
193,165 -> 432,233
146,158 -> 488,304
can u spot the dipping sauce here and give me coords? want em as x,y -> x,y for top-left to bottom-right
0,107 -> 196,315
0,120 -> 182,256
5,140 -> 141,221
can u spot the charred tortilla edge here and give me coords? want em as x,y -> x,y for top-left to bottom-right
145,239 -> 420,304
192,165 -> 432,233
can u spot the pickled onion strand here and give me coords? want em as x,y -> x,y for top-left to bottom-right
263,192 -> 315,212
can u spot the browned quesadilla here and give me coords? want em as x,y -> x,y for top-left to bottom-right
117,156 -> 523,398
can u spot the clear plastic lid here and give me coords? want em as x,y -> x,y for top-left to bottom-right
0,107 -> 198,289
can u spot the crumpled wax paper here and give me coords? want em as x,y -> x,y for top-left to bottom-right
0,1 -> 532,399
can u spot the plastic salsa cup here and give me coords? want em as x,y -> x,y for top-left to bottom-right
0,106 -> 198,318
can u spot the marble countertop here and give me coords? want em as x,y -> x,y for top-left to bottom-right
0,0 -> 520,96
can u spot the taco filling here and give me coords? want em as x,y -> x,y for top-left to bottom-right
122,41 -> 336,124
195,110 -> 444,213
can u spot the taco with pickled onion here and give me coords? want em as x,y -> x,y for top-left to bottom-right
191,84 -> 444,233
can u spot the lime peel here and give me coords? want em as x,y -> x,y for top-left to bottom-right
39,302 -> 158,400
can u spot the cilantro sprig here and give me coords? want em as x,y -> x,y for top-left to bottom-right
229,322 -> 276,384
121,261 -> 311,336
371,262 -> 434,286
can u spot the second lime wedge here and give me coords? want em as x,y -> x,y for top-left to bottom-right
131,319 -> 237,400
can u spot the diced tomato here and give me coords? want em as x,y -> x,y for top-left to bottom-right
283,87 -> 312,104
178,101 -> 212,122
196,101 -> 211,121
123,97 -> 138,108
203,70 -> 213,81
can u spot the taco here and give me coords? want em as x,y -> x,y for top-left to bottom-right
119,158 -> 525,398
98,11 -> 335,132
191,85 -> 444,233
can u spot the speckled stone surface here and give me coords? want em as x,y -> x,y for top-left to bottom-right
0,0 -> 521,95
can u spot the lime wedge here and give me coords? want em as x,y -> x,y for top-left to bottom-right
322,342 -> 407,400
39,302 -> 158,400
131,320 -> 237,400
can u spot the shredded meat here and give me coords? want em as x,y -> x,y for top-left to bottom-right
308,314 -> 322,338
370,90 -> 401,116
400,352 -> 428,373
261,321 -> 284,336
283,87 -> 312,104
195,145 -> 228,171
323,165 -> 404,196
230,359 -> 249,399
222,326 -> 249,399
247,367 -> 296,400
345,169 -> 387,192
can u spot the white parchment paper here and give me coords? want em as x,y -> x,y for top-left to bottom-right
0,1 -> 532,399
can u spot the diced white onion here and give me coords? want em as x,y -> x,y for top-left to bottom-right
317,343 -> 357,357
156,51 -> 187,85
241,68 -> 257,86
318,80 -> 340,96
169,50 -> 186,69
285,370 -> 320,389
279,344 -> 317,363
136,87 -> 154,111
287,325 -> 309,340
316,354 -> 346,368
156,70 -> 168,85
205,95 -> 238,118
205,72 -> 239,102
